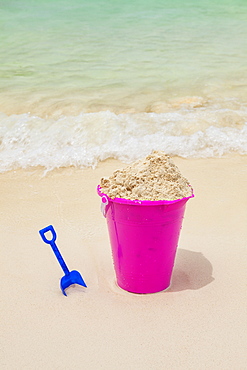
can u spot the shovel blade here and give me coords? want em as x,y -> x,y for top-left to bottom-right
60,270 -> 87,296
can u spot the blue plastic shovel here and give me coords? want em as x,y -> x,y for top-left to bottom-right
39,225 -> 87,296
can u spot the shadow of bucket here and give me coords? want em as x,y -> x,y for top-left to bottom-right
97,185 -> 194,294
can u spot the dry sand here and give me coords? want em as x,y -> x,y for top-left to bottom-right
100,151 -> 192,201
0,156 -> 247,369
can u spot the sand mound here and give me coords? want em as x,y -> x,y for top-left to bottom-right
100,151 -> 193,201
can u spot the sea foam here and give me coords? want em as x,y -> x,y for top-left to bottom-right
0,107 -> 247,173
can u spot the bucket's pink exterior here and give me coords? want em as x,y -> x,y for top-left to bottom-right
98,186 -> 193,294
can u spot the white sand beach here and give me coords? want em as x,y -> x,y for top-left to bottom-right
0,155 -> 247,369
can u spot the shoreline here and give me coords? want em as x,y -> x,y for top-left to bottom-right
1,92 -> 247,118
1,155 -> 247,369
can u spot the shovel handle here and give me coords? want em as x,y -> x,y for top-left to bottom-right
39,225 -> 57,244
39,225 -> 70,276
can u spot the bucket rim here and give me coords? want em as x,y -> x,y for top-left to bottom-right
97,185 -> 194,206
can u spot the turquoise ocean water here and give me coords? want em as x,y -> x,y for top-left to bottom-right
0,0 -> 247,171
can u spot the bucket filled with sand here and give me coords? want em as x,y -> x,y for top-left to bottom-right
97,151 -> 194,294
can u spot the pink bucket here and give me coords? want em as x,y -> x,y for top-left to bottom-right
97,185 -> 194,294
